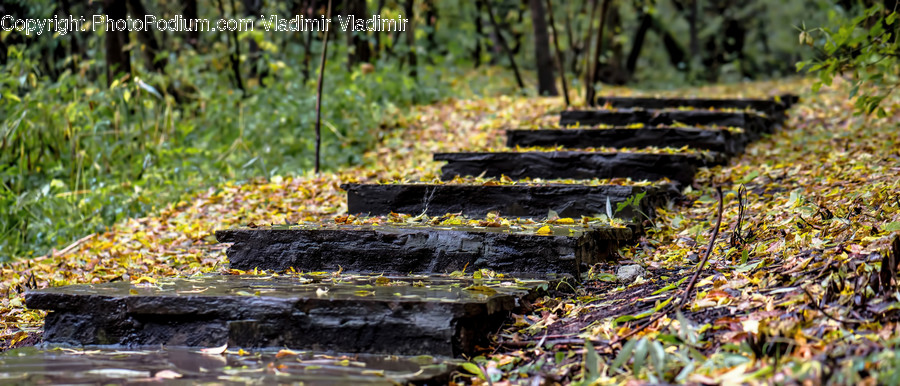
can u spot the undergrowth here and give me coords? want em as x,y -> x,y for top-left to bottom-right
0,43 -> 519,260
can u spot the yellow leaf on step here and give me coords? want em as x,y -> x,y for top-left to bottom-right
536,226 -> 553,235
130,276 -> 157,285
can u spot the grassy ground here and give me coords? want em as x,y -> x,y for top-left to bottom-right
3,77 -> 899,384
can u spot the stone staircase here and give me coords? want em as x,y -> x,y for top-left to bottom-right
16,95 -> 794,383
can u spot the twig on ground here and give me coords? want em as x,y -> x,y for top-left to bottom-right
799,286 -> 864,325
676,186 -> 724,311
498,337 -> 609,349
609,186 -> 724,346
35,233 -> 96,261
730,185 -> 746,247
797,214 -> 823,230
502,187 -> 725,357
477,362 -> 494,386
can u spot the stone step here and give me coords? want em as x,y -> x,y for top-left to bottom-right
0,346 -> 458,384
506,126 -> 748,155
216,224 -> 631,278
595,95 -> 797,118
25,273 -> 559,357
558,109 -> 773,130
434,150 -> 725,185
341,182 -> 679,220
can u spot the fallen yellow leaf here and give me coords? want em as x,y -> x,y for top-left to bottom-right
130,276 -> 157,285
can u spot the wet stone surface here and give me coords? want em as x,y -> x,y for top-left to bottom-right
558,109 -> 773,132
435,151 -> 724,185
0,346 -> 458,385
506,127 -> 748,155
216,224 -> 632,277
26,274 -> 563,357
594,95 -> 795,119
341,183 -> 679,220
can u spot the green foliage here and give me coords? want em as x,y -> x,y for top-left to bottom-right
582,339 -> 601,384
615,191 -> 646,216
612,0 -> 830,87
575,313 -> 710,383
1,0 -> 536,259
0,19 -> 465,259
797,3 -> 900,116
460,362 -> 485,380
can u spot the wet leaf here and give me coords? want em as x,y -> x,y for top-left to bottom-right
85,369 -> 151,378
461,362 -> 484,379
464,285 -> 498,295
130,276 -> 157,285
275,349 -> 300,358
199,344 -> 227,355
153,370 -> 183,379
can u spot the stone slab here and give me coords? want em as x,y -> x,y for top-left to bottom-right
0,346 -> 457,384
26,274 -> 560,357
216,224 -> 632,278
594,95 -> 796,119
434,151 -> 724,185
506,127 -> 748,155
558,109 -> 773,131
341,183 -> 679,220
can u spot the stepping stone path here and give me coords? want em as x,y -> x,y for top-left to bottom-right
0,346 -> 457,384
435,150 -> 726,185
506,126 -> 748,155
217,225 -> 630,278
595,95 -> 798,120
14,94 -> 795,383
342,181 -> 678,219
28,274 -> 557,357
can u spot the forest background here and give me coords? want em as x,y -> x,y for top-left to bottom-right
0,0 -> 861,259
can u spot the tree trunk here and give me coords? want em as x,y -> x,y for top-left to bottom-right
183,0 -> 200,47
688,0 -> 699,60
314,0 -> 333,174
530,0 -> 558,96
585,0 -> 609,106
295,0 -> 312,81
562,4 -> 579,74
242,0 -> 266,82
57,0 -> 82,73
545,0 -> 569,105
347,0 -> 372,70
483,0 -> 525,89
0,35 -> 6,66
404,0 -> 418,78
596,6 -> 627,85
424,0 -> 439,53
104,0 -> 131,85
216,0 -> 245,93
127,0 -> 167,72
724,19 -> 749,77
508,4 -> 525,56
374,0 -> 386,59
650,14 -> 687,70
581,0 -> 598,78
626,12 -> 651,77
473,0 -> 485,67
